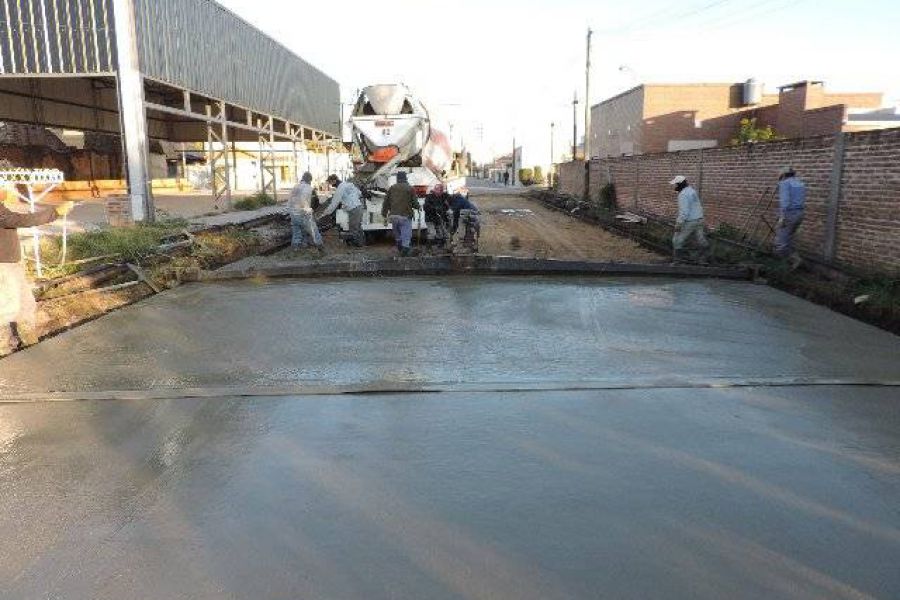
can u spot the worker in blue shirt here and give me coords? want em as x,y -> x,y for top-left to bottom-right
775,166 -> 807,269
449,192 -> 479,236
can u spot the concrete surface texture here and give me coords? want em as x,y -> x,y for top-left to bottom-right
1,277 -> 899,599
2,278 -> 898,395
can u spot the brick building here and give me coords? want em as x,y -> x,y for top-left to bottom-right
590,80 -> 893,158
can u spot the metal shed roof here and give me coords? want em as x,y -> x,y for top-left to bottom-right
0,0 -> 339,134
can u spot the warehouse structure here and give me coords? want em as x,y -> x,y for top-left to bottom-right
0,0 -> 341,220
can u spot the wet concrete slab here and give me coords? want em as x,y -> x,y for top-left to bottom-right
0,277 -> 899,598
1,277 -> 899,396
1,387 -> 899,599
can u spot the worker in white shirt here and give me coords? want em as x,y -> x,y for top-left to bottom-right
669,175 -> 709,264
322,174 -> 365,247
287,172 -> 324,253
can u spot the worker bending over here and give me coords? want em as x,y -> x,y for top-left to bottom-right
322,175 -> 365,247
1,195 -> 73,353
449,191 -> 480,237
669,175 -> 709,264
423,184 -> 452,250
775,166 -> 806,269
381,172 -> 419,256
287,172 -> 325,254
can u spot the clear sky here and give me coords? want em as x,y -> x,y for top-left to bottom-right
218,0 -> 899,166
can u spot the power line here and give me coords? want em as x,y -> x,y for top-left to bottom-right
602,0 -> 805,44
691,0 -> 806,31
603,0 -> 703,34
602,0 -> 740,35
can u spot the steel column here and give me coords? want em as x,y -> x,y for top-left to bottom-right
112,0 -> 153,221
206,102 -> 232,209
256,117 -> 277,199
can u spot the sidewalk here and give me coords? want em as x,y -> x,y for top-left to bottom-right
32,192 -> 260,236
188,204 -> 287,229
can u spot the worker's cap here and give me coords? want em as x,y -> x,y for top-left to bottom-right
669,175 -> 687,186
778,166 -> 795,176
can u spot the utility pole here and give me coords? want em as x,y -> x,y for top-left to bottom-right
511,136 -> 516,186
584,28 -> 593,160
584,27 -> 593,202
550,122 -> 555,184
572,92 -> 578,160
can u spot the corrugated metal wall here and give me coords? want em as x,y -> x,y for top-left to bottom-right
0,0 -> 116,74
133,0 -> 339,134
0,0 -> 339,134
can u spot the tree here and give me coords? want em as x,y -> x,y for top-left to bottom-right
731,118 -> 780,145
532,166 -> 545,185
518,168 -> 534,186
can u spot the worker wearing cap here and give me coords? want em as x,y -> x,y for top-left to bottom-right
0,195 -> 74,353
669,175 -> 709,264
321,175 -> 365,247
776,166 -> 807,269
381,172 -> 420,256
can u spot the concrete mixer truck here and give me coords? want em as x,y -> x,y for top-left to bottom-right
332,84 -> 464,236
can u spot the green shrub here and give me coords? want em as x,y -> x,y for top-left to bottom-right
855,278 -> 900,310
234,192 -> 276,211
518,168 -> 534,186
714,222 -> 744,241
532,166 -> 545,185
730,117 -> 781,146
598,182 -> 617,212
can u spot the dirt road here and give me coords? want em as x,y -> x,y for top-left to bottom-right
473,192 -> 662,262
231,191 -> 663,269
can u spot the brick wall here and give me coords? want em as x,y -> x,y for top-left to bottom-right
835,129 -> 900,272
558,160 -> 587,198
557,127 -> 900,275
